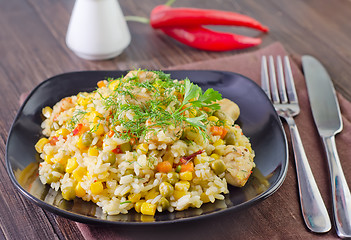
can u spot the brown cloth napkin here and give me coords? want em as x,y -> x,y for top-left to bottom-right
76,42 -> 351,240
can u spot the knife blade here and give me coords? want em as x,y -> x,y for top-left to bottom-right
302,55 -> 351,238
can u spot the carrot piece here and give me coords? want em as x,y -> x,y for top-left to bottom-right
210,126 -> 223,136
97,80 -> 107,88
180,161 -> 194,172
156,161 -> 173,173
211,126 -> 228,139
221,127 -> 228,139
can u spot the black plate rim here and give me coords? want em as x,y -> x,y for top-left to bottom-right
6,70 -> 288,226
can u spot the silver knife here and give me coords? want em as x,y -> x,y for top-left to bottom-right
302,55 -> 351,238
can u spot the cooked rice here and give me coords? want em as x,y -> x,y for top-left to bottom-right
35,69 -> 255,216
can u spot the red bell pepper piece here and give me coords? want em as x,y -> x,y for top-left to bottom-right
160,26 -> 262,51
72,123 -> 83,136
150,6 -> 269,32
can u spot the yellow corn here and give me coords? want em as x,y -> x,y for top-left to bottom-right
128,193 -> 141,203
208,116 -> 219,122
62,186 -> 76,201
90,123 -> 104,136
180,171 -> 193,181
77,95 -> 90,107
88,146 -> 99,156
90,181 -> 104,195
210,153 -> 220,159
76,136 -> 87,150
55,128 -> 70,137
72,166 -> 87,181
42,106 -> 52,118
57,155 -> 69,167
75,182 -> 86,198
188,108 -> 197,117
173,190 -> 187,200
145,188 -> 159,200
108,80 -> 120,91
213,139 -> 225,147
140,202 -> 156,216
136,143 -> 149,155
88,111 -> 103,123
66,157 -> 78,173
200,193 -> 211,203
35,138 -> 49,153
175,180 -> 190,192
44,154 -> 54,164
135,200 -> 146,213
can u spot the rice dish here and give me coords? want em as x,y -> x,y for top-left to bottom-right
35,70 -> 255,216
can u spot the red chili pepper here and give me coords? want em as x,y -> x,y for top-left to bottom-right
150,7 -> 269,33
160,26 -> 262,51
179,149 -> 204,164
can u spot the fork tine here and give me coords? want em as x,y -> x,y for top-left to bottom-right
276,56 -> 288,103
261,56 -> 271,100
268,56 -> 280,103
283,56 -> 298,104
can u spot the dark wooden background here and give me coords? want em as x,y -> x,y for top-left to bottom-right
1,0 -> 351,239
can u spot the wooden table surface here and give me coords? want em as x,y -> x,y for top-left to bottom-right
1,0 -> 351,239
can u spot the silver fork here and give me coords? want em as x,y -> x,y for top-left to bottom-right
261,56 -> 331,233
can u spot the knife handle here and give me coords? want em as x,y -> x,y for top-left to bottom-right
287,118 -> 331,233
322,136 -> 351,238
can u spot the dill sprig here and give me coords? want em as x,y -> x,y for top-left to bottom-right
69,70 -> 222,142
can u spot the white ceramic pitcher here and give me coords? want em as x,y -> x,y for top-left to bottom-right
66,0 -> 131,60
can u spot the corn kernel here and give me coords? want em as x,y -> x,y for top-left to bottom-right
140,202 -> 156,216
208,116 -> 219,122
136,143 -> 149,155
88,146 -> 99,156
57,155 -> 69,167
175,180 -> 190,192
200,193 -> 211,203
145,188 -> 159,200
128,193 -> 141,203
66,157 -> 78,173
88,111 -> 103,123
72,166 -> 87,181
180,171 -> 193,181
194,153 -> 207,165
188,108 -> 197,117
42,106 -> 52,118
35,138 -> 49,153
173,190 -> 187,200
108,80 -> 120,91
44,154 -> 54,164
210,153 -> 220,159
76,136 -> 87,150
62,186 -> 76,200
135,200 -> 146,213
90,123 -> 104,136
213,139 -> 225,147
56,128 -> 70,137
75,182 -> 86,198
77,95 -> 90,107
90,181 -> 104,195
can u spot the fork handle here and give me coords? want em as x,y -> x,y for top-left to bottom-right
285,116 -> 331,233
322,136 -> 351,238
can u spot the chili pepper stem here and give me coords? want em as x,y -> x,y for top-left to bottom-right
164,0 -> 176,6
125,16 -> 150,24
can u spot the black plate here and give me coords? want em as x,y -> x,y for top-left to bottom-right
6,70 -> 288,225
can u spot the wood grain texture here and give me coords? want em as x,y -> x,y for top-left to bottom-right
1,0 -> 351,239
